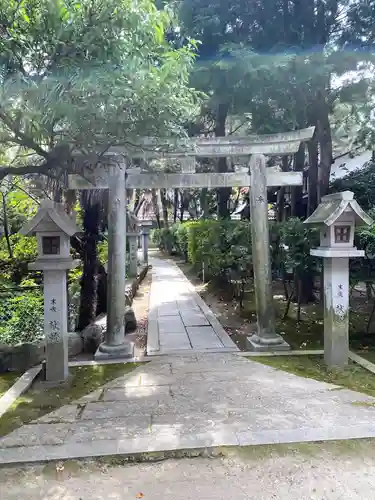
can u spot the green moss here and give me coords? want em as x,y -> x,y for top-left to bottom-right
249,355 -> 375,397
0,372 -> 20,398
0,363 -> 141,437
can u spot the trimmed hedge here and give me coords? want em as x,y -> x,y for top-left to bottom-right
151,217 -> 375,289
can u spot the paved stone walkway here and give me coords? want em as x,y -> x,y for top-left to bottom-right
2,353 -> 375,464
147,257 -> 238,355
3,442 -> 375,499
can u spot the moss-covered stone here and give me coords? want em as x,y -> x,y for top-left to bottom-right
249,355 -> 375,397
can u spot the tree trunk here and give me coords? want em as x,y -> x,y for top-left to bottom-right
151,189 -> 161,228
214,102 -> 231,219
173,189 -> 179,223
316,88 -> 333,201
290,143 -> 306,218
307,132 -> 319,215
200,188 -> 208,219
160,189 -> 169,227
2,194 -> 13,259
276,156 -> 290,222
77,199 -> 101,331
64,189 -> 76,215
294,269 -> 316,305
133,189 -> 141,213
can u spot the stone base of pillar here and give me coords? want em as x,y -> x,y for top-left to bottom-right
94,340 -> 134,360
246,333 -> 290,351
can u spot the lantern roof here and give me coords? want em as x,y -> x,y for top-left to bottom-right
20,200 -> 80,237
304,191 -> 373,227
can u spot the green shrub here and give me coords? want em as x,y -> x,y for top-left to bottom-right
185,220 -> 252,281
150,227 -> 177,254
0,289 -> 44,345
174,224 -> 189,260
275,218 -> 319,278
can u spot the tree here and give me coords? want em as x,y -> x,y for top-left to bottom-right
177,0 -> 369,221
0,0 -> 201,182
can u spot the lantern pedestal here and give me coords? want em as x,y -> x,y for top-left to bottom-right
30,260 -> 79,382
20,200 -> 80,383
305,191 -> 372,369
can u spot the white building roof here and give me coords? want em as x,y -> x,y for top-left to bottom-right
330,151 -> 372,181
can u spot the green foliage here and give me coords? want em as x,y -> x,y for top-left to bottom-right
2,180 -> 38,233
154,220 -> 252,281
173,224 -> 189,260
331,163 -> 375,212
151,227 -> 175,253
98,240 -> 108,264
0,289 -> 44,345
275,218 -> 319,278
0,234 -> 37,262
0,0 -> 201,179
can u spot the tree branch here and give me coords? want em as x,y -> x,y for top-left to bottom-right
0,108 -> 49,159
0,160 -> 55,181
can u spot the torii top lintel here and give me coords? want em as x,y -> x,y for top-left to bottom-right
107,127 -> 315,159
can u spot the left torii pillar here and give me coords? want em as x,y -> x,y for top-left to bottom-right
96,160 -> 134,359
20,200 -> 80,383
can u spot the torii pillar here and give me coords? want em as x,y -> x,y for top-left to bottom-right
247,154 -> 290,351
96,160 -> 133,359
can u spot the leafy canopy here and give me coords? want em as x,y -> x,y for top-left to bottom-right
0,0 -> 201,179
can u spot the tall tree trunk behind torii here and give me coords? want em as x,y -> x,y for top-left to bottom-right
215,102 -> 231,219
307,132 -> 319,215
316,88 -> 333,202
160,189 -> 169,228
77,196 -> 101,331
151,189 -> 161,228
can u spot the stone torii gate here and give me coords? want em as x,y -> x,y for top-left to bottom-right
69,127 -> 314,357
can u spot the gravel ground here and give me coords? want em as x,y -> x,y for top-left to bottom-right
1,441 -> 375,499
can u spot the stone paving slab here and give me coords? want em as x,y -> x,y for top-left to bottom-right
187,326 -> 224,348
147,257 -> 238,355
2,353 -> 375,464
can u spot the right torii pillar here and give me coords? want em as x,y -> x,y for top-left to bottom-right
247,154 -> 290,351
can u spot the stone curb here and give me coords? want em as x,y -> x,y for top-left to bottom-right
238,350 -> 324,357
2,424 -> 375,466
0,364 -> 42,418
349,351 -> 375,374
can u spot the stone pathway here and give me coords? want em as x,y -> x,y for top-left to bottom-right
2,353 -> 375,464
3,442 -> 375,499
147,257 -> 238,355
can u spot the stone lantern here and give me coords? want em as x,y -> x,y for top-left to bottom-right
127,211 -> 140,278
20,200 -> 80,382
304,191 -> 373,367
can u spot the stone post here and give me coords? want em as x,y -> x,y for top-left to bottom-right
247,154 -> 290,351
42,270 -> 69,381
127,233 -> 138,277
323,257 -> 349,367
96,161 -> 133,358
